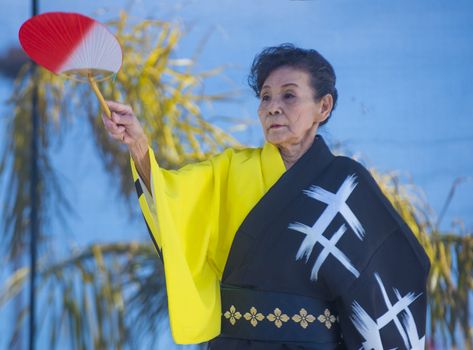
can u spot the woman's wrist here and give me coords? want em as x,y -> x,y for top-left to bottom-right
129,135 -> 149,163
129,134 -> 152,192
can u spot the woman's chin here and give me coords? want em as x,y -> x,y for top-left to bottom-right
265,130 -> 289,145
265,137 -> 289,147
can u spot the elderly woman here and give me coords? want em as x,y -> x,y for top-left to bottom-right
102,44 -> 430,350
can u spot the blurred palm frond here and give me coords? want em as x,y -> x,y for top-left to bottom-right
0,242 -> 167,350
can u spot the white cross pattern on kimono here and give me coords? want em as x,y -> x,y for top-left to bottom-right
289,174 -> 365,280
351,273 -> 425,350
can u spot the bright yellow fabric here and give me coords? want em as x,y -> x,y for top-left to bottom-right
130,144 -> 285,344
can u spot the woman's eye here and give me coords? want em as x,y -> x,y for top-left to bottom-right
261,95 -> 270,101
284,92 -> 295,99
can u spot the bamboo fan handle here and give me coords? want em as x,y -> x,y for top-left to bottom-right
87,73 -> 111,119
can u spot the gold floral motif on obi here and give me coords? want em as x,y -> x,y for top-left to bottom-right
223,305 -> 338,330
244,307 -> 265,327
292,308 -> 316,329
266,308 -> 290,328
223,305 -> 242,325
318,308 -> 337,329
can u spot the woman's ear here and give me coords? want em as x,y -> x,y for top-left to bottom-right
318,94 -> 333,122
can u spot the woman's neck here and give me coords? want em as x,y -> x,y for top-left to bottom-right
278,135 -> 317,170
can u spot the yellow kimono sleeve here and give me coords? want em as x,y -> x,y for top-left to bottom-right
130,144 -> 285,344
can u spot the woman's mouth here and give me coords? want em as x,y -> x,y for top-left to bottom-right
269,124 -> 285,129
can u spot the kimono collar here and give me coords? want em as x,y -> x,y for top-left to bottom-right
261,142 -> 286,191
291,134 -> 335,176
261,134 -> 335,189
223,134 -> 336,279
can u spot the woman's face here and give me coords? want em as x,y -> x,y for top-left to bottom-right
257,66 -> 331,148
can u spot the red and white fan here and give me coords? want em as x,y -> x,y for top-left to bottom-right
19,12 -> 123,118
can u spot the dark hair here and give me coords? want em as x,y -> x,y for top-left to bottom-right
248,43 -> 338,125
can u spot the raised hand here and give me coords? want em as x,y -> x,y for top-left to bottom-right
102,100 -> 151,190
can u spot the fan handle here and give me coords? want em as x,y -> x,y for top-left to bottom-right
87,73 -> 111,119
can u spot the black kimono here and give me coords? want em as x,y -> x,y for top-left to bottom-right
208,135 -> 430,350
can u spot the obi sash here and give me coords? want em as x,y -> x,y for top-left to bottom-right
220,283 -> 341,343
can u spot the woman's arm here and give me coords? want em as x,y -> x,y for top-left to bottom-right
101,100 -> 151,192
129,137 -> 151,192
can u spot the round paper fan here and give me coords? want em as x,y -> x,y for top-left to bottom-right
19,12 -> 122,80
19,12 -> 123,117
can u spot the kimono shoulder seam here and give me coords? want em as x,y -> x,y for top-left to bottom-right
336,156 -> 417,232
349,159 -> 406,222
339,226 -> 428,300
347,159 -> 431,272
339,225 -> 397,297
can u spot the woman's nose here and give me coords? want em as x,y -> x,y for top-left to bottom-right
268,99 -> 282,115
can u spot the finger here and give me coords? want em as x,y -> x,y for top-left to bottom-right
102,113 -> 117,128
102,114 -> 124,134
111,111 -> 135,126
110,125 -> 126,134
106,100 -> 133,114
105,122 -> 125,137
